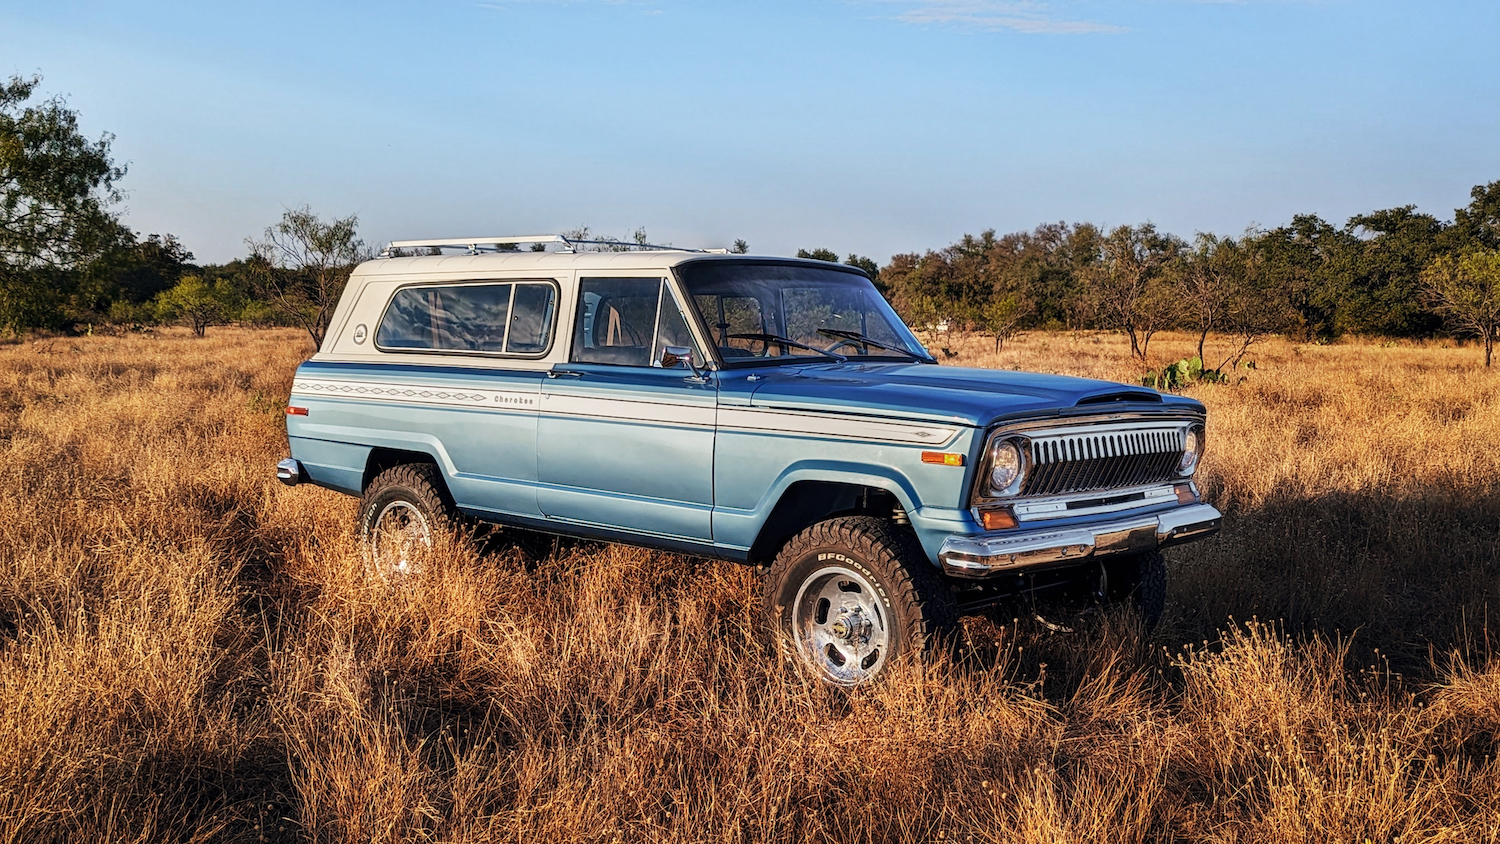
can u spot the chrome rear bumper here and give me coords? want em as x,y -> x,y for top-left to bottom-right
938,503 -> 1221,579
276,458 -> 304,487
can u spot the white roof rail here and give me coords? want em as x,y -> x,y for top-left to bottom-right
379,234 -> 714,257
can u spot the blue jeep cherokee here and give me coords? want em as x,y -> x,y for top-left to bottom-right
277,235 -> 1221,685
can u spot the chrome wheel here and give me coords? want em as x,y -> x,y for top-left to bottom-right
368,499 -> 432,578
792,565 -> 891,685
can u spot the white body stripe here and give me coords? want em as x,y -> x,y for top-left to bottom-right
292,377 -> 539,411
719,407 -> 960,446
540,393 -> 716,427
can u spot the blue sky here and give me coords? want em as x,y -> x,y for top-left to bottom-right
3,1 -> 1497,263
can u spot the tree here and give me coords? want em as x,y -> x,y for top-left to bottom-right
0,74 -> 128,329
1088,223 -> 1184,360
796,247 -> 840,263
154,274 -> 235,337
1346,205 -> 1446,337
1422,250 -> 1500,367
1180,233 -> 1258,365
731,239 -> 749,254
246,207 -> 366,347
844,254 -> 880,285
1452,180 -> 1500,251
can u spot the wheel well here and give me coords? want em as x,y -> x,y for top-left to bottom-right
362,447 -> 439,494
748,481 -> 908,565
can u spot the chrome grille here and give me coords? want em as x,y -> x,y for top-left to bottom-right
1022,426 -> 1185,496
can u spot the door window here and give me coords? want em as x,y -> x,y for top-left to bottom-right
573,278 -> 703,367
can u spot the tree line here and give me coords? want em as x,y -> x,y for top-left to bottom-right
799,187 -> 1500,368
5,73 -> 1498,366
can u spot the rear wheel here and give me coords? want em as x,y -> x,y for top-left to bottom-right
762,516 -> 957,685
359,463 -> 456,579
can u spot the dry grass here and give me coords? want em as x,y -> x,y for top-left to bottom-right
0,327 -> 1497,842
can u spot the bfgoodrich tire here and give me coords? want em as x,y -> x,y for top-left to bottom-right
762,516 -> 957,685
358,463 -> 457,579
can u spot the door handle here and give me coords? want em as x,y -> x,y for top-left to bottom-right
546,370 -> 585,379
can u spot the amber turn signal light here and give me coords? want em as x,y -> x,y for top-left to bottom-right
286,406 -> 309,416
921,451 -> 964,466
979,507 -> 1017,531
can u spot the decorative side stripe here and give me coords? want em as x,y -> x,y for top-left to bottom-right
540,393 -> 716,427
289,377 -> 963,445
718,407 -> 960,446
292,377 -> 539,411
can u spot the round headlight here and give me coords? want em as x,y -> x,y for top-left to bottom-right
989,439 -> 1023,493
1177,425 -> 1204,476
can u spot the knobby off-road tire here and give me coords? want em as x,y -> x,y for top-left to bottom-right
1102,550 -> 1167,629
359,463 -> 457,580
762,516 -> 958,686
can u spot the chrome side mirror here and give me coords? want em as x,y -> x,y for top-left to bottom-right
658,345 -> 694,369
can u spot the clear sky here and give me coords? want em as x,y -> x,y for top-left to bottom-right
3,0 -> 1497,263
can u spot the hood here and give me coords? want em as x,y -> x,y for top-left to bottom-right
744,362 -> 1204,427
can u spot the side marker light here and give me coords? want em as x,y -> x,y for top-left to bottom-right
921,451 -> 964,466
286,407 -> 309,416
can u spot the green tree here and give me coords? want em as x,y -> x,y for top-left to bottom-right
154,274 -> 236,337
843,254 -> 880,285
0,74 -> 128,329
1452,180 -> 1500,251
1422,250 -> 1500,367
731,239 -> 749,254
1088,223 -> 1184,360
1346,206 -> 1446,337
246,207 -> 367,347
796,247 -> 840,263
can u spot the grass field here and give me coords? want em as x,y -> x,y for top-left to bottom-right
1,327 -> 1497,843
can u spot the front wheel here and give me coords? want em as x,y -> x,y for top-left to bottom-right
761,516 -> 957,685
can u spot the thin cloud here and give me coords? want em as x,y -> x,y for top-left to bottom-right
884,1 -> 1128,34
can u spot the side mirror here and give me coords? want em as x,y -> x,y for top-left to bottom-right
658,345 -> 694,369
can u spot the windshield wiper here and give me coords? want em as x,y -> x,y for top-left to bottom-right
726,333 -> 847,363
817,328 -> 929,360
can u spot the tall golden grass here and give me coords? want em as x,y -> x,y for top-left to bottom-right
0,327 -> 1497,842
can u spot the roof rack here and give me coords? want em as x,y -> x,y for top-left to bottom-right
379,234 -> 728,257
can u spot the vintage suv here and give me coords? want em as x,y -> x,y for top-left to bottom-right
276,235 -> 1221,685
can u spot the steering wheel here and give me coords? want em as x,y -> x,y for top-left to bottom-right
724,333 -> 771,356
825,338 -> 865,355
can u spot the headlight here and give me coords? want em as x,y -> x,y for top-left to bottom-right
1177,424 -> 1205,476
987,438 -> 1024,494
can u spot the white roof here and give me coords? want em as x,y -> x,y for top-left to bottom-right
354,250 -> 831,277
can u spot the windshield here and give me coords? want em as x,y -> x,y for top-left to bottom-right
676,261 -> 931,366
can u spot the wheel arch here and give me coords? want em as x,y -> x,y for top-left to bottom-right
363,446 -> 442,494
747,475 -> 919,565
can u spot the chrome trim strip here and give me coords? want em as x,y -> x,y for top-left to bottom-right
938,503 -> 1222,579
1012,483 -> 1180,521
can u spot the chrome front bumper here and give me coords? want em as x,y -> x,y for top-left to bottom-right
938,503 -> 1222,579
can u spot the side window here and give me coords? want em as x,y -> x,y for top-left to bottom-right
507,283 -> 556,353
653,281 -> 705,368
376,282 -> 556,355
571,278 -> 661,366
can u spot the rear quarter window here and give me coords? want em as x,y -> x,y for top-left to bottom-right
375,282 -> 557,356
